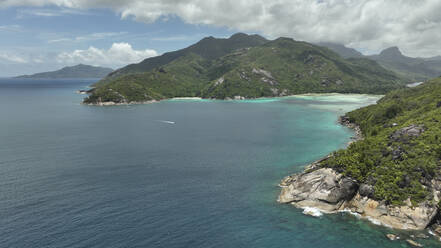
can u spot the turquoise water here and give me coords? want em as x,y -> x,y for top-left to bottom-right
0,79 -> 439,247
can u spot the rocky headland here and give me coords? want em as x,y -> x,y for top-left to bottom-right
278,115 -> 441,241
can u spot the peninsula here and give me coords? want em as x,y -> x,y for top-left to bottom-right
279,77 -> 441,239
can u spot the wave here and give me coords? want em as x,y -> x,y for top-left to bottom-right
302,207 -> 323,217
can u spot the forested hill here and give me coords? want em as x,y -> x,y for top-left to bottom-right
323,77 -> 441,206
84,33 -> 404,105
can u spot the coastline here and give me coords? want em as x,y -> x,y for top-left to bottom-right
84,100 -> 158,106
289,115 -> 363,176
278,113 -> 441,243
338,115 -> 363,145
81,93 -> 382,106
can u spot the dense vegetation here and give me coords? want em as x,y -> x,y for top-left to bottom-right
84,34 -> 404,104
107,33 -> 268,78
323,77 -> 441,205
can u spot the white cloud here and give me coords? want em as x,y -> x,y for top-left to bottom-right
56,42 -> 158,67
15,7 -> 92,18
0,24 -> 22,32
2,0 -> 441,57
0,53 -> 29,63
48,32 -> 127,43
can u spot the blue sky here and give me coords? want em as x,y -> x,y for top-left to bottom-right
0,6 -> 238,76
1,1 -> 441,77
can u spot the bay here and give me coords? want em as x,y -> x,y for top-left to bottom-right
0,78 -> 438,247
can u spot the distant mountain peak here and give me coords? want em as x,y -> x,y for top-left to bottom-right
317,42 -> 363,59
275,37 -> 295,41
15,64 -> 114,79
229,32 -> 258,40
108,33 -> 269,78
380,46 -> 403,57
230,32 -> 248,38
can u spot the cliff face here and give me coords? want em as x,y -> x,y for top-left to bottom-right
278,165 -> 441,230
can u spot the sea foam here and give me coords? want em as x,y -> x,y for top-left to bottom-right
302,207 -> 323,217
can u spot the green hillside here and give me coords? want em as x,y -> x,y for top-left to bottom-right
107,33 -> 268,78
323,77 -> 441,205
319,42 -> 441,81
84,34 -> 404,104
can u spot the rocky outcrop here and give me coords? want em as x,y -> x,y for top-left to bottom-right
279,166 -> 441,231
278,168 -> 358,212
345,193 -> 438,230
389,124 -> 425,142
406,239 -> 424,247
252,68 -> 278,86
214,76 -> 224,86
386,233 -> 400,240
338,115 -> 363,143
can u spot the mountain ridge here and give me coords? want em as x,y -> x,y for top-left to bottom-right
84,33 -> 404,105
319,43 -> 441,81
16,64 -> 114,79
107,33 -> 268,78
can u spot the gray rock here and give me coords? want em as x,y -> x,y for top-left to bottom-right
252,68 -> 274,79
359,184 -> 374,198
406,239 -> 423,247
346,193 -> 438,230
214,77 -> 224,86
386,233 -> 399,240
278,168 -> 358,212
389,124 -> 425,142
415,233 -> 429,239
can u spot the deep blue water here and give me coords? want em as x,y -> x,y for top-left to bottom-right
0,78 -> 439,247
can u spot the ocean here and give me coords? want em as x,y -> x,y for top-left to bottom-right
0,78 -> 438,247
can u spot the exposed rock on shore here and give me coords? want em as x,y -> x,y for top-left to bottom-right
279,168 -> 358,212
279,165 -> 440,230
345,193 -> 438,230
279,116 -> 441,233
338,116 -> 363,143
406,239 -> 424,247
386,233 -> 400,240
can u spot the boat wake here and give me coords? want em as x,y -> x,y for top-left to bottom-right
157,120 -> 175,124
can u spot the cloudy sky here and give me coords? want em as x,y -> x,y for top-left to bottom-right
1,0 -> 440,77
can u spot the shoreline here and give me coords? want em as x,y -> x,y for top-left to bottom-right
338,115 -> 363,145
278,114 -> 441,243
286,115 -> 363,176
82,93 -> 383,106
83,100 -> 158,106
